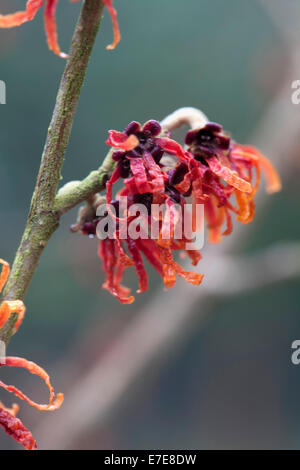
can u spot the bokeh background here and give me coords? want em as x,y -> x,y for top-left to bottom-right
0,0 -> 300,450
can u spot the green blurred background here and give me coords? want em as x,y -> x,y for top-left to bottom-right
0,0 -> 300,450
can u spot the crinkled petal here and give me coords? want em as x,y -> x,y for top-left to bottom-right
102,0 -> 121,50
235,190 -> 251,223
127,239 -> 148,293
157,247 -> 176,288
157,137 -> 189,161
251,147 -> 281,194
44,0 -> 66,58
207,156 -> 252,193
0,357 -> 64,412
174,263 -> 204,286
99,240 -> 134,304
129,158 -> 152,194
205,197 -> 223,243
0,405 -> 37,450
135,239 -> 163,276
222,207 -> 233,236
231,144 -> 281,194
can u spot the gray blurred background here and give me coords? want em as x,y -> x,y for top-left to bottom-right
0,0 -> 300,450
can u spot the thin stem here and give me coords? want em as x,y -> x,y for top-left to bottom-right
0,0 -> 105,345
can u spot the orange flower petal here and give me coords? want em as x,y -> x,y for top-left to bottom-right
102,0 -> 121,50
174,263 -> 204,286
235,190 -> 250,223
157,137 -> 189,161
44,0 -> 67,58
222,207 -> 233,236
0,356 -> 64,412
0,0 -> 44,28
135,239 -> 164,276
0,301 -> 26,334
159,248 -> 176,288
207,156 -> 252,193
99,240 -> 134,304
205,197 -> 223,243
257,152 -> 282,194
237,145 -> 282,194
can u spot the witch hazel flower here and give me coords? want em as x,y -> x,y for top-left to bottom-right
0,0 -> 120,57
72,113 -> 281,305
71,120 -> 203,304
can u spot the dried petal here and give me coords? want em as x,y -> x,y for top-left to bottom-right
0,405 -> 37,450
44,0 -> 66,58
207,156 -> 252,193
127,239 -> 148,293
0,357 -> 64,412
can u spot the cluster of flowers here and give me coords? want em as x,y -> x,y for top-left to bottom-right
0,260 -> 63,450
0,0 -> 120,57
76,119 -> 281,304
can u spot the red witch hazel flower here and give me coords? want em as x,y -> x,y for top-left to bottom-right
174,122 -> 282,242
72,116 -> 281,304
0,0 -> 120,57
73,121 -> 202,304
0,259 -> 64,450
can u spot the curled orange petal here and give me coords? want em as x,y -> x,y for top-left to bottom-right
174,263 -> 204,286
205,197 -> 223,244
235,190 -> 250,223
238,145 -> 282,194
0,357 -> 64,412
102,0 -> 121,50
99,240 -> 135,304
222,207 -> 233,236
159,248 -> 176,289
207,156 -> 252,193
44,0 -> 66,58
257,152 -> 282,194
